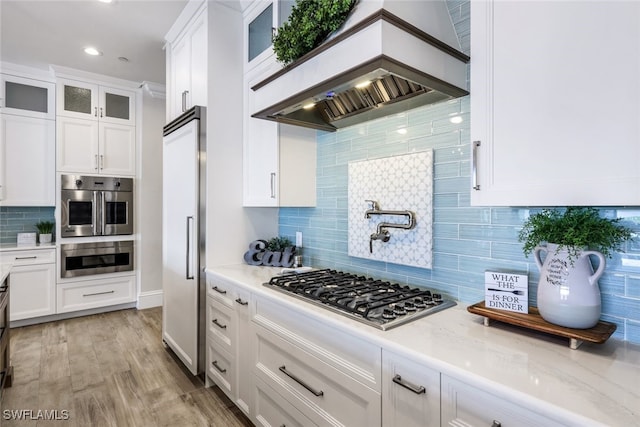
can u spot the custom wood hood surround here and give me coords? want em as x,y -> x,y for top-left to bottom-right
251,1 -> 469,132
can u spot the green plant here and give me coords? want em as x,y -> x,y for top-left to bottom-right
266,236 -> 294,252
518,207 -> 633,261
35,220 -> 54,234
273,0 -> 357,65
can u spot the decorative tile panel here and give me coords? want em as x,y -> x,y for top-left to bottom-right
348,152 -> 433,268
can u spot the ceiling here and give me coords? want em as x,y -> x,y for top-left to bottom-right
0,0 -> 189,84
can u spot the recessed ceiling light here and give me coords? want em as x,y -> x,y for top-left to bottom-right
84,47 -> 102,56
118,57 -> 129,63
97,0 -> 113,3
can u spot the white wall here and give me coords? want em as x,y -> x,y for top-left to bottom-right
137,84 -> 165,307
205,1 -> 278,268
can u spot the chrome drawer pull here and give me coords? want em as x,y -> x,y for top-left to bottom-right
392,374 -> 426,395
235,298 -> 248,306
211,360 -> 226,374
14,256 -> 37,260
82,290 -> 115,297
211,286 -> 226,295
279,365 -> 324,397
212,318 -> 227,329
472,140 -> 481,190
0,286 -> 7,293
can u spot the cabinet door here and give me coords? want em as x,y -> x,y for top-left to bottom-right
0,114 -> 55,206
99,122 -> 136,176
9,262 -> 56,321
170,34 -> 191,120
1,74 -> 55,120
244,1 -> 295,71
382,350 -> 440,427
243,68 -> 279,207
234,288 -> 252,417
57,78 -> 99,120
470,1 -> 640,206
441,374 -> 558,427
189,10 -> 208,110
99,86 -> 135,125
56,117 -> 100,173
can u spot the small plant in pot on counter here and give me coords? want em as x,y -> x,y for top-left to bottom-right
518,207 -> 634,329
35,220 -> 55,244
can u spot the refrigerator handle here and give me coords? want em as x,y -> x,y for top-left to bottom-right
186,216 -> 194,280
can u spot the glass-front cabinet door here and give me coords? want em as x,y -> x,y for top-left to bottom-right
57,78 -> 99,120
57,78 -> 135,125
244,0 -> 295,71
0,74 -> 55,120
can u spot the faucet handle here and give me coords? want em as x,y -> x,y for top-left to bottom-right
365,200 -> 379,211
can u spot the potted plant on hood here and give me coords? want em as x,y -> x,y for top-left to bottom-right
35,220 -> 54,244
518,207 -> 633,329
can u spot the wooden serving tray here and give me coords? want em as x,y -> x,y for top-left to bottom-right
467,301 -> 616,349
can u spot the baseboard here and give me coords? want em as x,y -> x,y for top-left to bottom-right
137,290 -> 163,309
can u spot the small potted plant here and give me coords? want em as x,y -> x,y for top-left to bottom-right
518,207 -> 633,328
35,220 -> 54,244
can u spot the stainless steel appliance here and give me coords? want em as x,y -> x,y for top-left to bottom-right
162,106 -> 206,376
60,175 -> 133,238
264,269 -> 456,330
60,241 -> 134,278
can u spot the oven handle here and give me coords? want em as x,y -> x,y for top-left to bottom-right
100,191 -> 106,236
186,216 -> 194,280
93,191 -> 99,236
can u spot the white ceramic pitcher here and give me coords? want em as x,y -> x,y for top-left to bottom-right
533,243 -> 605,329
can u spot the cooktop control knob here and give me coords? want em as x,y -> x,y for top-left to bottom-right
115,181 -> 121,187
75,179 -> 82,186
382,308 -> 396,319
432,293 -> 443,303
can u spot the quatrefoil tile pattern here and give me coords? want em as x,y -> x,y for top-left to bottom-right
348,151 -> 433,268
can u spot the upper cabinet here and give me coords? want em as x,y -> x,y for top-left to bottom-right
56,78 -> 136,126
470,1 -> 640,206
244,0 -> 294,71
166,3 -> 207,122
0,74 -> 55,120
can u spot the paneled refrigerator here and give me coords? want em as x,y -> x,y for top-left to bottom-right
162,106 -> 206,376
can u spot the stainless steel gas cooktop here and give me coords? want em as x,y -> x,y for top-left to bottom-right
264,269 -> 456,330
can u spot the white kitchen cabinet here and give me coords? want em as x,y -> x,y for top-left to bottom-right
470,0 -> 640,206
252,295 -> 381,427
243,65 -> 316,207
254,376 -> 318,427
244,0 -> 295,72
57,116 -> 135,176
0,114 -> 55,206
205,276 -> 253,418
0,248 -> 56,321
441,374 -> 559,427
56,78 -> 135,125
56,274 -> 136,314
166,3 -> 207,121
0,74 -> 55,120
382,350 -> 440,427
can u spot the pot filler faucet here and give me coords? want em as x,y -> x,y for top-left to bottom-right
364,200 -> 416,253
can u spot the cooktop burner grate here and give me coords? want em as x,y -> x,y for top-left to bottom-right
264,269 -> 456,330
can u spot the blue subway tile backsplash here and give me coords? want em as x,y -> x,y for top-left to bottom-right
278,0 -> 640,344
0,206 -> 56,244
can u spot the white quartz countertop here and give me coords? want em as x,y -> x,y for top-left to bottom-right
0,243 -> 56,252
206,264 -> 640,427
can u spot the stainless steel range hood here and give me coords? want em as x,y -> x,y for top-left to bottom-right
251,1 -> 470,132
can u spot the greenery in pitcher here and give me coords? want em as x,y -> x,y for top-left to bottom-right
35,220 -> 54,235
273,0 -> 357,65
518,207 -> 634,262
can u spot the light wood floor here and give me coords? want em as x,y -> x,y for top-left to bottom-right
1,307 -> 253,427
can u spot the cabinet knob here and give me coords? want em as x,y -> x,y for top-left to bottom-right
491,421 -> 502,427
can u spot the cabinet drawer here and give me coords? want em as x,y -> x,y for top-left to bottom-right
254,325 -> 381,427
206,296 -> 235,352
0,248 -> 55,265
206,275 -> 235,307
56,275 -> 135,313
254,296 -> 381,391
254,376 -> 318,427
441,375 -> 560,427
206,337 -> 234,399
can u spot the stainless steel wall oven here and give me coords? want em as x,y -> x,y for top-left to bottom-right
61,241 -> 134,278
61,175 -> 133,238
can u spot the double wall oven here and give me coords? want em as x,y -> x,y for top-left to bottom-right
60,174 -> 133,237
60,174 -> 134,279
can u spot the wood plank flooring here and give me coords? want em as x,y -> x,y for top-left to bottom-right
1,308 -> 253,427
